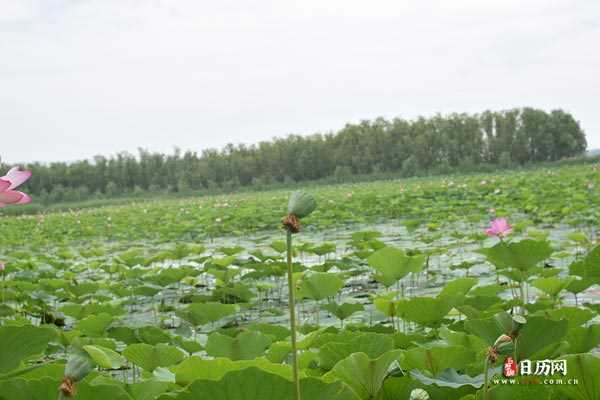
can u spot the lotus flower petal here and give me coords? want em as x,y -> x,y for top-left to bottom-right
0,190 -> 24,205
15,191 -> 31,204
1,167 -> 32,190
0,179 -> 9,192
485,218 -> 512,237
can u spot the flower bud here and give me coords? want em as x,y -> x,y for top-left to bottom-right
493,334 -> 513,347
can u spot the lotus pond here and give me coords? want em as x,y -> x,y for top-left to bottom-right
1,164 -> 600,400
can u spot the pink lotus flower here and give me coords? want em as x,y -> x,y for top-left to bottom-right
485,218 -> 512,237
0,263 -> 4,272
0,167 -> 32,208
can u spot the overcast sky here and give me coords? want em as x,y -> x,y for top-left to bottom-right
1,0 -> 599,164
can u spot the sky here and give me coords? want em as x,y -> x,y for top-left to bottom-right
1,0 -> 599,164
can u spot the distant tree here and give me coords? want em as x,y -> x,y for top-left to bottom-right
4,108 -> 587,204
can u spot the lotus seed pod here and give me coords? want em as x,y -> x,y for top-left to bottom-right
64,350 -> 95,382
495,339 -> 515,356
287,191 -> 317,219
60,350 -> 95,397
511,315 -> 527,333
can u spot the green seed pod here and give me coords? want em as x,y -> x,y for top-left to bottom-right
59,349 -> 96,398
64,350 -> 95,382
511,315 -> 527,330
495,340 -> 515,356
287,191 -> 317,219
510,315 -> 527,337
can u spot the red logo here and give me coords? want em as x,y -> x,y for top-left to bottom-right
503,357 -> 518,377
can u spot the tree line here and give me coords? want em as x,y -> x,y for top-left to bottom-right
1,108 -> 587,204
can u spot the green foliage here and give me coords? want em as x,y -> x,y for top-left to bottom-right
0,326 -> 56,373
122,343 -> 185,372
83,345 -> 126,369
368,246 -> 425,287
548,353 -> 600,400
175,357 -> 297,385
296,273 -> 344,301
323,350 -> 402,399
175,367 -> 357,400
175,302 -> 238,327
0,162 -> 598,399
322,302 -> 364,323
205,331 -> 273,360
478,240 -> 553,273
396,297 -> 452,327
6,108 -> 587,207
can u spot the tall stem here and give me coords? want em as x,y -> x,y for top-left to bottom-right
483,357 -> 490,400
286,229 -> 301,400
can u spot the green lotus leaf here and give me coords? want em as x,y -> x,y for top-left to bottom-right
565,325 -> 600,353
176,367 -> 355,400
123,343 -> 185,372
0,325 -> 56,373
76,380 -> 134,400
478,240 -> 553,272
246,323 -> 291,342
319,333 -> 394,371
396,297 -> 452,327
438,278 -> 478,298
323,350 -> 402,399
541,306 -> 595,328
0,377 -> 60,400
83,345 -> 126,369
175,302 -> 238,327
265,341 -> 292,363
401,345 -> 474,376
76,313 -> 114,337
515,316 -> 568,359
379,376 -> 476,400
136,325 -> 173,345
464,311 -> 515,345
133,285 -> 161,297
485,382 -> 553,400
148,268 -> 191,287
126,380 -> 169,400
205,331 -> 272,360
552,353 -> 600,400
531,277 -> 575,297
60,302 -> 127,319
175,356 -> 297,385
296,272 -> 344,301
322,302 -> 364,323
368,247 -> 425,287
438,327 -> 488,355
569,246 -> 600,282
410,368 -> 488,388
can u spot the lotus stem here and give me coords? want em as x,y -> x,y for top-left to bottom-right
286,228 -> 301,400
483,357 -> 490,400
